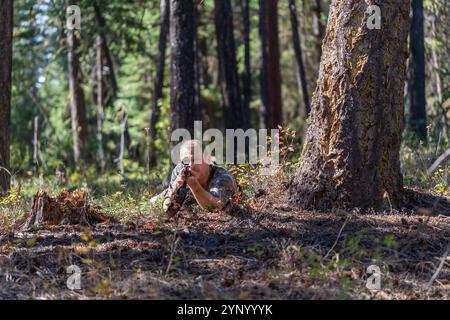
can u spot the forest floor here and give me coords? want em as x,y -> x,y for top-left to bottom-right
0,182 -> 449,300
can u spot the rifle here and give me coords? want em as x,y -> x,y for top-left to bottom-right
166,161 -> 190,217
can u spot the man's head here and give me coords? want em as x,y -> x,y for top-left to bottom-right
179,140 -> 211,183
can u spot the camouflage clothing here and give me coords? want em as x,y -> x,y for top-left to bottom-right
163,164 -> 237,210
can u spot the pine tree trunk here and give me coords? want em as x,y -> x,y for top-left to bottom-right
149,0 -> 169,169
214,0 -> 247,130
242,0 -> 252,128
0,0 -> 13,196
408,0 -> 427,141
96,35 -> 106,172
169,0 -> 199,141
193,3 -> 202,123
266,0 -> 283,128
289,0 -> 411,210
288,0 -> 310,117
93,0 -> 118,97
258,0 -> 269,129
313,0 -> 324,63
67,26 -> 88,165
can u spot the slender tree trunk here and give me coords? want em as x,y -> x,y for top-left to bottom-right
33,116 -> 39,167
242,0 -> 252,128
96,35 -> 106,172
430,12 -> 448,140
0,0 -> 13,196
93,0 -> 118,97
193,3 -> 202,123
408,0 -> 427,141
288,0 -> 310,117
313,0 -> 324,62
119,113 -> 128,176
169,0 -> 198,140
289,0 -> 411,210
214,0 -> 247,130
266,0 -> 283,128
149,0 -> 169,170
258,0 -> 269,128
67,26 -> 88,165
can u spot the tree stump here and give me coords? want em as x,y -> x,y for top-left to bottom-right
22,189 -> 108,230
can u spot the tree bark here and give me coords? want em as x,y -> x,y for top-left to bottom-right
93,0 -> 118,97
408,0 -> 427,141
288,0 -> 310,117
169,0 -> 199,141
313,0 -> 324,62
214,0 -> 247,130
67,26 -> 88,165
0,0 -> 13,196
149,0 -> 169,169
289,0 -> 411,210
96,35 -> 106,172
242,0 -> 252,128
258,0 -> 269,128
266,0 -> 283,128
193,2 -> 202,124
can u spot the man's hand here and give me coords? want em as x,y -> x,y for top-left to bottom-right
163,166 -> 189,212
167,166 -> 189,196
185,166 -> 201,191
164,164 -> 223,213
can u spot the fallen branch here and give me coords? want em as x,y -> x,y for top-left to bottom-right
165,229 -> 180,276
427,147 -> 450,176
321,214 -> 352,262
426,242 -> 450,288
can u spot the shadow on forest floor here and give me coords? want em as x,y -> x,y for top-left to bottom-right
0,184 -> 449,299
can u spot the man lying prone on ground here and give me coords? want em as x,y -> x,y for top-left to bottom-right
151,140 -> 237,216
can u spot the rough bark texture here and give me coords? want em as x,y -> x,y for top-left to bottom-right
408,0 -> 427,141
149,0 -> 169,169
0,0 -> 13,196
67,27 -> 88,165
289,0 -> 411,210
288,0 -> 311,117
214,0 -> 247,130
266,0 -> 283,128
22,190 -> 108,230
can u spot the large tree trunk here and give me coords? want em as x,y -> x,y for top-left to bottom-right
288,0 -> 310,117
266,0 -> 283,128
214,0 -> 247,130
169,0 -> 200,141
67,26 -> 88,165
0,0 -> 13,196
289,0 -> 411,210
149,0 -> 170,170
408,0 -> 427,141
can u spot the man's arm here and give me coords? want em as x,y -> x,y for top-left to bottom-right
163,165 -> 184,212
188,180 -> 223,211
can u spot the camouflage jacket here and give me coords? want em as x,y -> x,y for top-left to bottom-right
163,164 -> 237,212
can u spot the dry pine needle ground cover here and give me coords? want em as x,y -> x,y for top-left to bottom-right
0,184 -> 449,300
